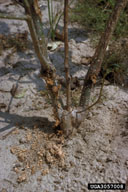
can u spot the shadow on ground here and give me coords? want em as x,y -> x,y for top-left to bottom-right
0,111 -> 55,137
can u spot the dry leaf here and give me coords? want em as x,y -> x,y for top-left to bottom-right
46,78 -> 54,86
91,74 -> 97,84
54,119 -> 60,127
52,84 -> 61,94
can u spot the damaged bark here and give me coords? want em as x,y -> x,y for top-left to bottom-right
0,0 -> 127,136
18,0 -> 63,127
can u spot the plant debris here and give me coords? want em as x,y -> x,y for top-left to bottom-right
11,126 -> 65,183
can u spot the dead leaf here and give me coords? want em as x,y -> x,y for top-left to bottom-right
52,84 -> 61,94
54,119 -> 60,127
46,78 -> 54,86
91,74 -> 97,84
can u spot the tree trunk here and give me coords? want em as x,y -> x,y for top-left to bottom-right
79,0 -> 128,107
6,0 -> 127,136
15,0 -> 73,134
19,0 -> 64,127
64,0 -> 71,111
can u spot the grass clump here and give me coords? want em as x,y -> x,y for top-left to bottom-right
70,0 -> 128,37
101,38 -> 128,86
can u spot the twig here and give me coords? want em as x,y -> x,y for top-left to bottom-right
77,74 -> 106,114
0,13 -> 28,21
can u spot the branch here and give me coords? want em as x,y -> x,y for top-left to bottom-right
26,15 -> 53,72
0,13 -> 28,21
77,75 -> 106,114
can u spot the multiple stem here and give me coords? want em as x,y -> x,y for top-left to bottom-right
0,0 -> 127,133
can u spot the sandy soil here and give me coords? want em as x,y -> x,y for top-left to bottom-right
0,1 -> 128,192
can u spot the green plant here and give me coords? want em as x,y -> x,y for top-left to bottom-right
70,0 -> 128,37
47,0 -> 63,40
101,40 -> 128,85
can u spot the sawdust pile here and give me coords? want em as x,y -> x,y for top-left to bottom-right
10,126 -> 65,183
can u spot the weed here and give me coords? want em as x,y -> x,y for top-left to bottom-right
70,0 -> 128,37
101,38 -> 128,85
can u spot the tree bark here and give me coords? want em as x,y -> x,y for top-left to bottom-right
4,0 -> 127,135
64,0 -> 71,111
79,0 -> 128,107
19,0 -> 64,127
